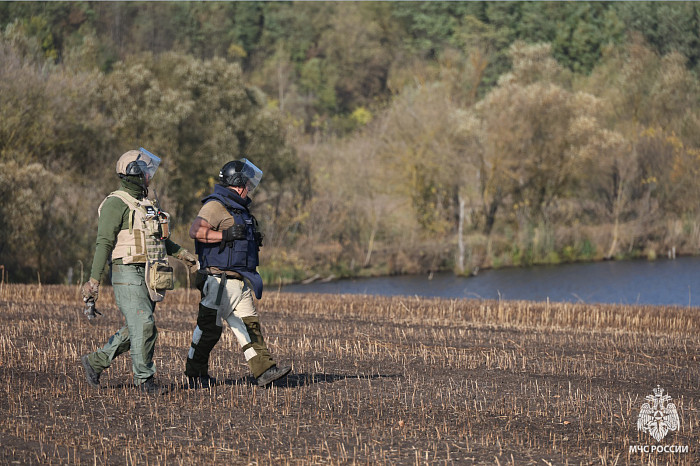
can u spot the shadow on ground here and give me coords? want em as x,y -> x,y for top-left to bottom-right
215,372 -> 401,389
98,372 -> 400,393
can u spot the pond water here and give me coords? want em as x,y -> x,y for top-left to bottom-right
280,256 -> 700,307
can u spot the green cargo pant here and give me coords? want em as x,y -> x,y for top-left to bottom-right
87,264 -> 157,385
185,272 -> 275,379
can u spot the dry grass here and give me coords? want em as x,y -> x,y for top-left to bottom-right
0,284 -> 698,465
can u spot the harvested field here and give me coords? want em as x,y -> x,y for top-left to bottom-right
0,283 -> 698,465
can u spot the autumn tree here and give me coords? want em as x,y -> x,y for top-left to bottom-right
0,34 -> 111,282
98,52 -> 296,227
465,43 -> 614,263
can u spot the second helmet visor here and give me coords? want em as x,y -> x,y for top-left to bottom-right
240,158 -> 263,193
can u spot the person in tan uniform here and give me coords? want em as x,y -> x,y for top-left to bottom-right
185,159 -> 291,388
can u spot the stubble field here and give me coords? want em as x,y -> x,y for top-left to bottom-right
0,283 -> 698,465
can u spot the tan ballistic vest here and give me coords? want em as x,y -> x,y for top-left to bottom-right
98,191 -> 168,264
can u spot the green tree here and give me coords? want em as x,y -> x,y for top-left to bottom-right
615,2 -> 700,71
317,3 -> 392,113
467,43 -> 614,264
390,1 -> 475,57
551,2 -> 625,74
452,15 -> 513,102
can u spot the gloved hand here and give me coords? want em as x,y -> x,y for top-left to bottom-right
218,224 -> 247,252
176,249 -> 200,274
81,278 -> 100,303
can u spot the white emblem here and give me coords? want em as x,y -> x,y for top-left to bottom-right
637,386 -> 680,442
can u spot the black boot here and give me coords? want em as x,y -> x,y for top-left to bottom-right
137,377 -> 168,395
256,365 -> 291,387
187,374 -> 217,390
81,355 -> 101,388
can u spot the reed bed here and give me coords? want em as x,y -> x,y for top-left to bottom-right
0,284 -> 698,464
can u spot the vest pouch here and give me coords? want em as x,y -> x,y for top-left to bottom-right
145,260 -> 173,302
158,220 -> 170,240
157,211 -> 171,240
152,264 -> 174,290
230,240 -> 249,268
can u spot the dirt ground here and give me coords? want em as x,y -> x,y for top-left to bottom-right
0,284 -> 698,464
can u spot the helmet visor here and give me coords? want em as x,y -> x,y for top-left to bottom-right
138,147 -> 161,180
240,158 -> 263,193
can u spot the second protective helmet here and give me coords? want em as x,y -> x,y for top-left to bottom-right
219,158 -> 263,193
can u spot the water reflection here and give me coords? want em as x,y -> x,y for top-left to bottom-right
280,257 -> 700,307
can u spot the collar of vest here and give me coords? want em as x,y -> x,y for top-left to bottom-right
203,184 -> 251,211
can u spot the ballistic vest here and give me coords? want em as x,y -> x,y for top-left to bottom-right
98,190 -> 168,264
195,185 -> 264,298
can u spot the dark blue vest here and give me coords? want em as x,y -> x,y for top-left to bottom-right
196,185 -> 263,298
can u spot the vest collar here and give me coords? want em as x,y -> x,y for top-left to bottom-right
211,184 -> 251,210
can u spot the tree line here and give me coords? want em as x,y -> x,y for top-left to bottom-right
1,2 -> 700,284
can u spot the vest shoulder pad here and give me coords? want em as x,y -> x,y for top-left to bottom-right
107,190 -> 142,210
98,192 -> 133,217
203,196 -> 245,216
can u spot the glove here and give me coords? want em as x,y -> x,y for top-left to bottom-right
218,224 -> 247,252
81,278 -> 100,303
176,249 -> 200,274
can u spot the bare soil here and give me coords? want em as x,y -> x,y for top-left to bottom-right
0,284 -> 698,464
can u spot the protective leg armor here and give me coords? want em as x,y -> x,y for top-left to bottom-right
185,273 -> 276,379
185,304 -> 222,377
241,316 -> 275,378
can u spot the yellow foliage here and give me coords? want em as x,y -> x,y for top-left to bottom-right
227,43 -> 247,59
665,132 -> 684,153
350,106 -> 373,126
640,126 -> 658,138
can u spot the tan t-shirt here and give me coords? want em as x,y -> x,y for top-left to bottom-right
197,201 -> 243,278
198,201 -> 236,231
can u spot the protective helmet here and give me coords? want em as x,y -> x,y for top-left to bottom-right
116,148 -> 161,181
219,158 -> 263,193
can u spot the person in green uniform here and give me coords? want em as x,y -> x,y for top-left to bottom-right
80,148 -> 198,394
185,159 -> 290,389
